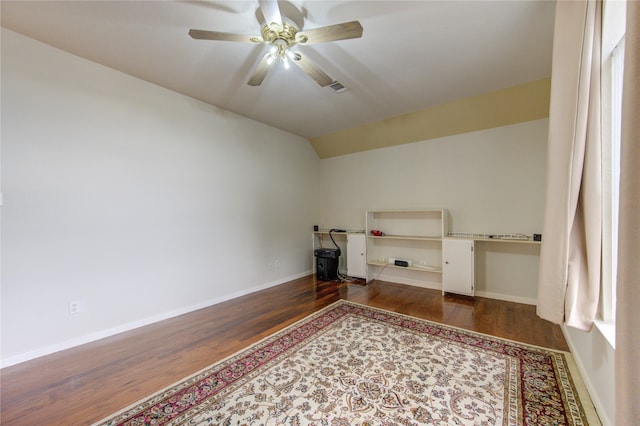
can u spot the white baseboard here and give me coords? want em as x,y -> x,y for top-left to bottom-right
1,272 -> 538,368
371,277 -> 537,306
0,270 -> 312,369
474,290 -> 536,306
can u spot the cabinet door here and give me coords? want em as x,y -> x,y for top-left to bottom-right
442,239 -> 475,296
347,234 -> 367,278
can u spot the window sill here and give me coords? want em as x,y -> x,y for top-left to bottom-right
594,320 -> 616,349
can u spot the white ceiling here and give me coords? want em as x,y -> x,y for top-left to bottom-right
0,0 -> 555,139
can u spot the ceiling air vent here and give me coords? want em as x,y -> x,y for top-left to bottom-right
328,81 -> 347,93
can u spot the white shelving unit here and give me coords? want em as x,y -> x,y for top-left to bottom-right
365,209 -> 448,284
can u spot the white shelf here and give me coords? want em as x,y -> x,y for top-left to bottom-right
447,233 -> 540,244
368,234 -> 441,241
365,209 -> 448,284
460,237 -> 540,245
367,260 -> 442,273
314,230 -> 365,235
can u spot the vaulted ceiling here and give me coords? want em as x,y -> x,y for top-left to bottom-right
1,1 -> 555,140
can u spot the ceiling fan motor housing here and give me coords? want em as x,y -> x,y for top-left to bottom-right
261,21 -> 299,48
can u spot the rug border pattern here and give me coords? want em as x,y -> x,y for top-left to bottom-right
93,300 -> 600,426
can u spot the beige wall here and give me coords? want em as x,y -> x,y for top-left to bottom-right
311,78 -> 551,158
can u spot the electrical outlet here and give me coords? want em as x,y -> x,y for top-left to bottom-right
69,301 -> 80,315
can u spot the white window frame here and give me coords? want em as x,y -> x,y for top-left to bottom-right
601,37 -> 624,324
597,0 -> 626,347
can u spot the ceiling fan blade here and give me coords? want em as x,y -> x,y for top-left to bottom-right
247,54 -> 272,86
296,21 -> 363,45
292,54 -> 333,87
189,29 -> 262,43
259,0 -> 282,28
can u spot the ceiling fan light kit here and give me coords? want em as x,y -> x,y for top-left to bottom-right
188,0 -> 363,88
263,24 -> 301,70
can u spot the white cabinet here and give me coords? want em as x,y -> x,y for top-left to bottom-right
347,234 -> 367,278
365,209 -> 448,284
442,239 -> 475,296
312,231 -> 367,279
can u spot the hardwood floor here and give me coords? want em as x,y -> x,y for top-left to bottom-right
0,276 -> 568,425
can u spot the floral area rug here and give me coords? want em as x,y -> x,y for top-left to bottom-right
94,300 -> 600,425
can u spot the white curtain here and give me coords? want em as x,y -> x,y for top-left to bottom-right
537,0 -> 602,331
615,1 -> 640,423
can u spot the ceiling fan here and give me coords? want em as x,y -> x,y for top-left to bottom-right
189,0 -> 363,87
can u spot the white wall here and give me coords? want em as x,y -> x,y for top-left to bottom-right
1,29 -> 320,366
318,119 -> 548,302
563,327 -> 615,426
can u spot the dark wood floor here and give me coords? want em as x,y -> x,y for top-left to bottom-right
0,276 -> 568,425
